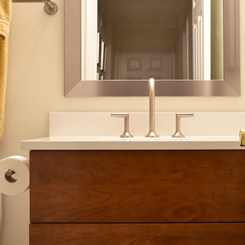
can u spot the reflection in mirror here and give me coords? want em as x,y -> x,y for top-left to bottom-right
83,0 -> 223,81
64,0 -> 240,97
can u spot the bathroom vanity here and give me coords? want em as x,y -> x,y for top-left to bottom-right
27,149 -> 245,245
22,112 -> 245,244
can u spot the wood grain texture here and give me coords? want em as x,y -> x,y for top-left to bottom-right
30,150 -> 245,223
30,223 -> 245,245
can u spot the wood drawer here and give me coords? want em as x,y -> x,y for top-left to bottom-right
30,223 -> 245,245
30,150 -> 245,223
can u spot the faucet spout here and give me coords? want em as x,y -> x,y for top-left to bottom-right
145,78 -> 159,137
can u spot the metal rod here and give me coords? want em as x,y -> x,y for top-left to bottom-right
12,0 -> 58,15
5,169 -> 15,177
5,169 -> 17,183
13,0 -> 49,2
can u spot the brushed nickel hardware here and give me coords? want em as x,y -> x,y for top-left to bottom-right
146,78 -> 159,138
111,113 -> 133,138
5,169 -> 17,183
12,0 -> 58,15
239,129 -> 245,146
172,113 -> 194,138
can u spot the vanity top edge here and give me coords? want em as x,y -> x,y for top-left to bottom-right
21,136 -> 242,151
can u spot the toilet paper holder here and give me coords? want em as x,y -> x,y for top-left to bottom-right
0,156 -> 29,196
5,169 -> 17,183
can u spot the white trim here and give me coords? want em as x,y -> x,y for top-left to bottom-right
203,0 -> 211,80
81,0 -> 97,80
193,0 -> 211,80
100,40 -> 104,71
81,0 -> 86,80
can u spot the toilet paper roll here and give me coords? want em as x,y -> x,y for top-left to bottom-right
0,156 -> 29,196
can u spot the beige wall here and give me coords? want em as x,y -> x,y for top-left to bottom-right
0,0 -> 244,244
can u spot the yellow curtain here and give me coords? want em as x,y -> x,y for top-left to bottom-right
0,0 -> 12,139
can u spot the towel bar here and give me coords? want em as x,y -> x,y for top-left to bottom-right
12,0 -> 58,15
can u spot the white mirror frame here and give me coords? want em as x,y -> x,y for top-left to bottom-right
65,0 -> 240,97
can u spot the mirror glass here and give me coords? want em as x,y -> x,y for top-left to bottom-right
64,0 -> 240,97
85,0 -> 223,81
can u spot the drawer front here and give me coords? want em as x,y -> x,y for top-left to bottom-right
30,223 -> 245,245
30,150 -> 245,223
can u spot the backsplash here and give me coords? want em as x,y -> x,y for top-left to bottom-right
50,112 -> 245,137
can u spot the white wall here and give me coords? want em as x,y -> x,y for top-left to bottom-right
0,0 -> 244,244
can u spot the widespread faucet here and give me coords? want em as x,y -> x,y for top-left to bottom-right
145,78 -> 159,138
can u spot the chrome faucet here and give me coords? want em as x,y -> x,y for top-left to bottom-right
145,78 -> 159,137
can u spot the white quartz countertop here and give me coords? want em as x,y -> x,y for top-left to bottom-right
21,136 -> 242,150
21,112 -> 245,150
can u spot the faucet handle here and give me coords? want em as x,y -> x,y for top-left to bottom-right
111,113 -> 134,138
171,113 -> 194,138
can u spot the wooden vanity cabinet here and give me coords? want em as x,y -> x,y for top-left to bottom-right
30,150 -> 245,244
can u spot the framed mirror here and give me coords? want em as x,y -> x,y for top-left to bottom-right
65,0 -> 240,97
